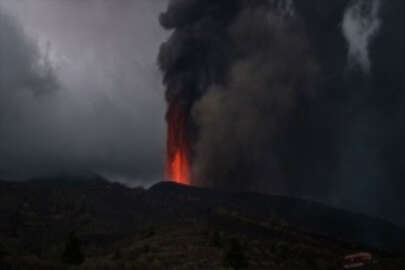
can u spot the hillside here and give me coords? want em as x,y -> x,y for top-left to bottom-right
0,177 -> 404,269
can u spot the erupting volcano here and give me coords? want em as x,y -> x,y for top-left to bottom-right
159,0 -> 320,190
165,102 -> 191,185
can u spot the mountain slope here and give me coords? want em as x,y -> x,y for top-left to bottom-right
0,178 -> 404,269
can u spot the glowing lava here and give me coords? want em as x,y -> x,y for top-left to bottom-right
165,102 -> 191,185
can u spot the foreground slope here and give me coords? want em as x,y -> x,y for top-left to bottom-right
0,177 -> 404,269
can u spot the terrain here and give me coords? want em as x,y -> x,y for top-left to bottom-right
0,175 -> 404,269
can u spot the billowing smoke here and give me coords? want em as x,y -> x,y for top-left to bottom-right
160,0 -> 405,226
192,9 -> 318,191
159,0 -> 318,190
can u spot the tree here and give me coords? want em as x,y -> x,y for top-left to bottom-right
210,230 -> 223,247
224,238 -> 248,269
9,207 -> 23,237
62,231 -> 85,265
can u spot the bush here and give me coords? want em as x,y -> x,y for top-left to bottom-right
62,231 -> 85,265
224,238 -> 248,269
210,231 -> 223,248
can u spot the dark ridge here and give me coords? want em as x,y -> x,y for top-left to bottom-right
0,179 -> 403,251
149,181 -> 405,251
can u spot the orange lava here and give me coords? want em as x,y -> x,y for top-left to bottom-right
165,102 -> 191,185
169,147 -> 190,184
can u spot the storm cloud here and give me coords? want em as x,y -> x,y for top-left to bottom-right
0,0 -> 168,184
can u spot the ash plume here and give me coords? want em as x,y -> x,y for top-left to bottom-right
159,0 -> 319,191
159,0 -> 405,226
192,9 -> 318,191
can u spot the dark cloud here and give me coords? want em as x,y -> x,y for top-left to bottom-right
0,0 -> 167,185
158,0 -> 321,191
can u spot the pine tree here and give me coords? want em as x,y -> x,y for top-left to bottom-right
224,238 -> 248,269
62,231 -> 84,265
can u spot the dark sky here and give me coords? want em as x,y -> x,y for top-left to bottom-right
0,0 -> 168,185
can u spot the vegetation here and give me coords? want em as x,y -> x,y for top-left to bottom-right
62,231 -> 85,265
224,238 -> 248,269
0,179 -> 404,269
210,230 -> 223,247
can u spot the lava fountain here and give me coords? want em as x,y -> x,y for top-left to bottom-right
165,102 -> 191,185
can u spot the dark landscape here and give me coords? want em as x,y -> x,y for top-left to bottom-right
1,0 -> 405,269
0,175 -> 404,269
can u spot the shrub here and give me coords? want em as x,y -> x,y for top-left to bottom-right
210,231 -> 223,248
62,231 -> 85,265
224,238 -> 248,269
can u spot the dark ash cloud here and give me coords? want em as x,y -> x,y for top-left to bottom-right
159,0 -> 405,226
192,8 -> 318,192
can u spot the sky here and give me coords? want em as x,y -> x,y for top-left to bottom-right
0,0 -> 169,185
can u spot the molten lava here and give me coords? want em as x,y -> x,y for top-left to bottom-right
165,102 -> 191,185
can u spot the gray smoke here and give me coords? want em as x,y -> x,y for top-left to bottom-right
158,0 -> 319,191
159,0 -> 405,227
192,9 -> 318,191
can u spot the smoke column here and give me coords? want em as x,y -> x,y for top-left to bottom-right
159,0 -> 318,189
159,0 -> 239,184
157,0 -> 405,226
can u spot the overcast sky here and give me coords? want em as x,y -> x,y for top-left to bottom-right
0,0 -> 169,185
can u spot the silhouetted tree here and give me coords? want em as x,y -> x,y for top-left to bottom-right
112,248 -> 122,261
9,207 -> 23,237
0,242 -> 7,259
62,231 -> 84,265
224,238 -> 248,269
210,230 -> 222,247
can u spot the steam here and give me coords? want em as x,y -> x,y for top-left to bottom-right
342,0 -> 381,72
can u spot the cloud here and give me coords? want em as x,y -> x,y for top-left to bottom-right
0,0 -> 168,184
